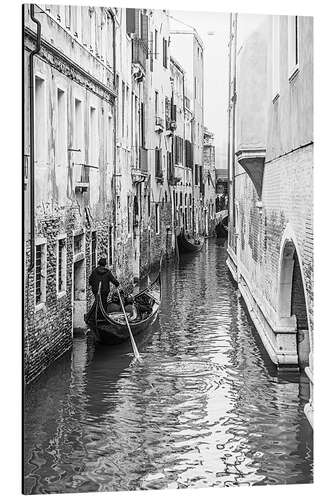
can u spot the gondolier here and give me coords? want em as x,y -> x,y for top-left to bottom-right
89,257 -> 120,311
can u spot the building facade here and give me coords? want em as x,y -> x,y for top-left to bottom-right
227,14 -> 313,425
24,4 -> 118,383
24,6 -> 209,384
170,28 -> 205,237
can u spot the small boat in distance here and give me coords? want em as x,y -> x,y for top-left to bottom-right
84,272 -> 161,345
177,230 -> 204,254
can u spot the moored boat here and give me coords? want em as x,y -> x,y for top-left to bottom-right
84,273 -> 161,345
177,230 -> 204,254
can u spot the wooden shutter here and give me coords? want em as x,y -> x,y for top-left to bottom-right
126,8 -> 138,35
141,13 -> 149,55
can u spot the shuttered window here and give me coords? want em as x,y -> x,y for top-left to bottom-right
163,38 -> 168,68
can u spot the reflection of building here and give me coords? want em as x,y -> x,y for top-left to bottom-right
203,127 -> 216,235
227,14 -> 313,425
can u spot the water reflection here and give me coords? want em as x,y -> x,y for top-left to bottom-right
24,239 -> 313,494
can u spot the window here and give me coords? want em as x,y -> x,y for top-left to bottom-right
90,8 -> 96,52
155,204 -> 160,234
122,81 -> 125,138
89,106 -> 98,166
108,226 -> 113,266
155,91 -> 159,117
35,242 -> 46,306
74,98 -> 83,163
163,38 -> 168,68
73,6 -> 81,39
155,148 -> 162,177
195,164 -> 198,185
150,31 -> 154,72
175,136 -> 183,165
194,77 -> 197,99
154,29 -> 158,59
272,16 -> 280,100
35,76 -> 46,163
148,194 -> 151,217
126,86 -> 129,141
107,114 -> 113,167
127,195 -> 131,233
91,231 -> 97,269
288,16 -> 299,79
140,102 -> 145,147
57,237 -> 66,294
56,88 -> 67,167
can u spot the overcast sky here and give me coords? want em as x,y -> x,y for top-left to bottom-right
170,10 -> 267,169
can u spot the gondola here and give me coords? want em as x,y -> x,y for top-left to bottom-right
177,230 -> 204,254
84,272 -> 161,345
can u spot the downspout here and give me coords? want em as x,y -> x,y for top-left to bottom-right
231,14 -> 238,231
108,9 -> 117,267
28,4 -> 41,271
227,13 -> 232,234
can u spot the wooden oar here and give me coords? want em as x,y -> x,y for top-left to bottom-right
117,289 -> 141,361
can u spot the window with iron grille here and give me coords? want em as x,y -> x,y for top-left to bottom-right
35,243 -> 46,305
57,238 -> 66,294
91,231 -> 97,269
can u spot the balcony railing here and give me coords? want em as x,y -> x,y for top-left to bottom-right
155,116 -> 164,132
132,36 -> 147,73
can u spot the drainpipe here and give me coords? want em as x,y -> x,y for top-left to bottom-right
28,4 -> 41,271
108,9 -> 117,268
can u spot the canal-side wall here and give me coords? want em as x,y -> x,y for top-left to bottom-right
227,15 -> 313,425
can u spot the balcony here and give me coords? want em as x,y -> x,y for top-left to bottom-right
235,148 -> 266,199
75,165 -> 89,193
132,36 -> 147,77
155,116 -> 164,133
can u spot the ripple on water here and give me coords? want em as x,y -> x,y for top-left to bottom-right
23,241 -> 313,494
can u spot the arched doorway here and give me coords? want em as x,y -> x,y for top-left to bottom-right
278,237 -> 310,369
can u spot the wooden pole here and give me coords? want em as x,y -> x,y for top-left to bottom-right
117,289 -> 141,361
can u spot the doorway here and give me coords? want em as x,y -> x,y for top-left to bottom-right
73,258 -> 86,332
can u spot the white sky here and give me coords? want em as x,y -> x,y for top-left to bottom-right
170,10 -> 267,169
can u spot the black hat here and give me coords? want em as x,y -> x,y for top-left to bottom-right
98,257 -> 107,266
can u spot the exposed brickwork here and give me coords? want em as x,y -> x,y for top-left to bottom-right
234,144 -> 313,337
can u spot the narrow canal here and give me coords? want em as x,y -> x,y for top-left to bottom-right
24,239 -> 313,494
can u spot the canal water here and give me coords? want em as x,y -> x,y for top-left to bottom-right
23,239 -> 313,494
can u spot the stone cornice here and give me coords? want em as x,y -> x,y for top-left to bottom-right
24,27 -> 117,103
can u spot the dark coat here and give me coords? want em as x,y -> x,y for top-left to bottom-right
89,266 -> 119,295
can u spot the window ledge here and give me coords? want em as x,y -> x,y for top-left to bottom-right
57,290 -> 67,300
35,302 -> 46,313
288,65 -> 299,83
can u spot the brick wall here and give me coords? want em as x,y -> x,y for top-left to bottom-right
234,144 -> 313,339
24,203 -> 116,384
